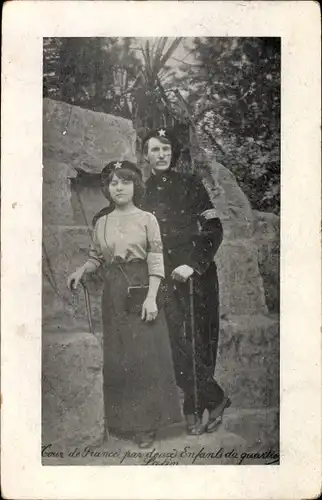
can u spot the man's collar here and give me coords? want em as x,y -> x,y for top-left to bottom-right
151,168 -> 171,177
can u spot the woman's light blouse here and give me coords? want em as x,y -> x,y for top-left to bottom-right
87,209 -> 165,279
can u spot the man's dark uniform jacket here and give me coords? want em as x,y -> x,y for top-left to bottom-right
142,169 -> 223,371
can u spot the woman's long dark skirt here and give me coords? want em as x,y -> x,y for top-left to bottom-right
102,261 -> 182,436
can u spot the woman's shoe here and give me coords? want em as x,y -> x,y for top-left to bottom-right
205,396 -> 231,433
185,414 -> 205,436
134,431 -> 155,449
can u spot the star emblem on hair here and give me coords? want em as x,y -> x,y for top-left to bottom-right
158,129 -> 166,137
115,161 -> 122,169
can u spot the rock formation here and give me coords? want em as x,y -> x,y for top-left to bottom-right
42,99 -> 279,449
42,99 -> 136,448
202,159 -> 279,409
253,210 -> 280,313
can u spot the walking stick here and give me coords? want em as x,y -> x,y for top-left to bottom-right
79,279 -> 110,442
80,279 -> 95,336
188,277 -> 199,420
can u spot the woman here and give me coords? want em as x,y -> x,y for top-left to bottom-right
67,160 -> 181,448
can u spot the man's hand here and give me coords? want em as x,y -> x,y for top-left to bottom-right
171,265 -> 194,283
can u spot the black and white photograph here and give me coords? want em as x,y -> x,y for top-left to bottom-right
1,1 -> 321,498
41,36 -> 280,465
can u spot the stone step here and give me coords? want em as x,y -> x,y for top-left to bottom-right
42,331 -> 105,449
42,411 -> 279,466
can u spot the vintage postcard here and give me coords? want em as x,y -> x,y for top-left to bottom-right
1,1 -> 321,499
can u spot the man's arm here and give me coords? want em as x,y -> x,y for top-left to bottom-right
178,176 -> 223,277
171,175 -> 223,282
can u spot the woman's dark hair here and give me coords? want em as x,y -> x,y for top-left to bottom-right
101,167 -> 145,206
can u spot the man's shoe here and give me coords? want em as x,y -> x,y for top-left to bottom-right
185,414 -> 205,436
205,396 -> 231,433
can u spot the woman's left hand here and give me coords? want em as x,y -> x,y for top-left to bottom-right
141,297 -> 158,322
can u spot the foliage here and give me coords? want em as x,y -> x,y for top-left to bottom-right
43,37 -> 181,133
177,37 -> 280,213
43,37 -> 141,116
129,38 -> 183,138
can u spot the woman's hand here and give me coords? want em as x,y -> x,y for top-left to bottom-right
141,297 -> 158,322
67,266 -> 85,291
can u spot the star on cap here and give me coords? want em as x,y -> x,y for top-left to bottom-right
115,161 -> 122,169
158,129 -> 166,137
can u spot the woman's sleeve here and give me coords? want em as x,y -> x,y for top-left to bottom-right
146,214 -> 165,279
87,220 -> 105,268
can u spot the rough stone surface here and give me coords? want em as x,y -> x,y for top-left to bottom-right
216,240 -> 268,316
202,159 -> 267,316
42,103 -> 279,448
71,184 -> 108,227
202,158 -> 255,241
224,407 -> 279,452
42,225 -> 104,332
42,98 -> 135,327
42,332 -> 104,449
43,159 -> 77,226
215,314 -> 280,408
253,210 -> 280,313
43,98 -> 136,173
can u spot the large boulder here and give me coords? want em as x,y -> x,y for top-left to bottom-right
43,98 -> 136,173
202,158 -> 254,241
253,210 -> 280,313
42,100 -> 136,447
42,225 -> 104,332
42,332 -> 104,450
42,99 -> 136,328
215,314 -> 279,408
201,158 -> 279,414
70,183 -> 108,227
202,158 -> 268,316
42,159 -> 77,225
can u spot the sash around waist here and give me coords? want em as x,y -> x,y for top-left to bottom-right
110,257 -> 145,266
104,258 -> 149,287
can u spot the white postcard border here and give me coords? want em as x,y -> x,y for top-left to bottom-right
1,1 -> 321,499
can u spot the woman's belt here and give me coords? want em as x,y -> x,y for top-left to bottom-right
110,257 -> 145,265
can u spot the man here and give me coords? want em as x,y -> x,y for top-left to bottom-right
140,128 -> 231,435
